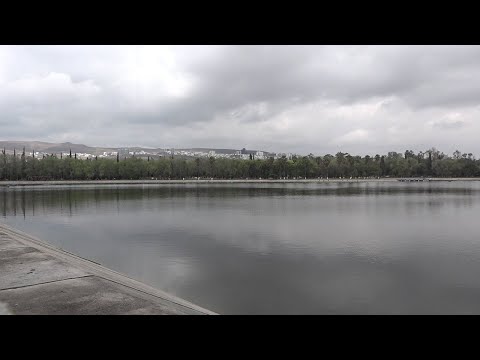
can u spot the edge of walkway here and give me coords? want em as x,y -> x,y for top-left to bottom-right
0,222 -> 217,315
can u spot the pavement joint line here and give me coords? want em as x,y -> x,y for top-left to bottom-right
0,274 -> 95,292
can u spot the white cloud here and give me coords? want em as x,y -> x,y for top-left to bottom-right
1,45 -> 480,155
332,129 -> 370,145
428,112 -> 468,130
111,46 -> 195,105
0,72 -> 101,106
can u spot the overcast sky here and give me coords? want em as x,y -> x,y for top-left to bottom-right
1,45 -> 480,156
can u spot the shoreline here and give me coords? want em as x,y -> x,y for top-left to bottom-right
0,178 -> 480,186
0,223 -> 216,315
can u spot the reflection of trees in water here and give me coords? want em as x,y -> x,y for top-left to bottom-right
403,194 -> 475,217
0,185 -> 478,217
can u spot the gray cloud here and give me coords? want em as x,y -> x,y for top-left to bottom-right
1,45 -> 480,155
431,117 -> 468,130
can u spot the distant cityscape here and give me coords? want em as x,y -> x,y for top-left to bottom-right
13,147 -> 295,161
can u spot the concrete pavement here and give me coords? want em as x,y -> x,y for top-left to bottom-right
0,224 -> 216,315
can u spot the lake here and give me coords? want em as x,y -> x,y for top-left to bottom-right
1,181 -> 480,314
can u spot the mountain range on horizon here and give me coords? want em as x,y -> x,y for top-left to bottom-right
0,141 -> 274,156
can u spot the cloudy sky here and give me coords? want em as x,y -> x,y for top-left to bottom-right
1,45 -> 480,156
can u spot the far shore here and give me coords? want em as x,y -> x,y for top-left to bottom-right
1,178 -> 480,186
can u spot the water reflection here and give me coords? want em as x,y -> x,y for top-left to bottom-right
1,181 -> 480,314
1,182 -> 478,217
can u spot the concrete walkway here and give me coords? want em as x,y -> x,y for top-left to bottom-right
0,223 -> 216,315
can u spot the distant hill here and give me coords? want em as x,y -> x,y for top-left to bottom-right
0,141 -> 114,155
0,141 -> 54,153
41,142 -> 113,154
0,141 -> 275,156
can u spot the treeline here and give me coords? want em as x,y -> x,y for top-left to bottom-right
1,148 -> 479,181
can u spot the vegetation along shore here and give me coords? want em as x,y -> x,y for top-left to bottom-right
1,147 -> 479,181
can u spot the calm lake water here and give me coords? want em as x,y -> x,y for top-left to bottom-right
2,181 -> 480,314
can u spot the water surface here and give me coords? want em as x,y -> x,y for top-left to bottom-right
1,181 -> 480,314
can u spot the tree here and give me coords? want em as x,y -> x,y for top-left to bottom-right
1,148 -> 5,180
427,150 -> 433,175
0,147 -> 479,181
208,157 -> 216,178
195,158 -> 201,178
21,147 -> 26,179
12,149 -> 17,180
405,150 -> 415,159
